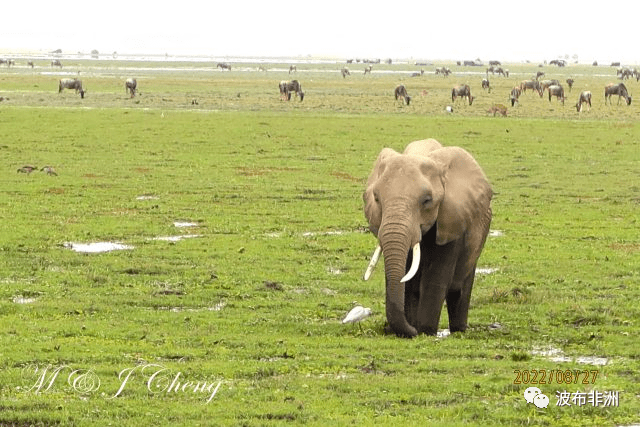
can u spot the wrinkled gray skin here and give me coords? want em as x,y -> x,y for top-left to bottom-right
363,139 -> 492,337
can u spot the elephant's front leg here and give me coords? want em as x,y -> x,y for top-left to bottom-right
445,273 -> 475,333
415,240 -> 460,335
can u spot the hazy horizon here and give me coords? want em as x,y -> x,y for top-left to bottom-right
2,1 -> 638,65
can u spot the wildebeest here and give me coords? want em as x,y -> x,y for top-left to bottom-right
451,84 -> 474,105
51,59 -> 62,68
289,65 -> 297,74
519,80 -> 543,97
58,78 -> 85,98
435,66 -> 451,76
617,67 -> 636,80
481,78 -> 490,92
216,62 -> 231,71
604,82 -> 631,105
125,78 -> 137,97
576,90 -> 592,112
510,87 -> 521,106
411,69 -> 424,77
394,85 -> 411,105
566,78 -> 574,91
341,67 -> 350,78
41,165 -> 58,176
27,61 -> 34,68
487,66 -> 508,77
617,67 -> 640,81
364,65 -> 373,75
17,165 -> 37,174
279,80 -> 304,101
547,85 -> 565,105
540,80 -> 561,95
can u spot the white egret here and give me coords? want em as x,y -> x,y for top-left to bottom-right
342,305 -> 372,332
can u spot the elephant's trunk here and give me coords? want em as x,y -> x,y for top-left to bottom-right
378,217 -> 420,337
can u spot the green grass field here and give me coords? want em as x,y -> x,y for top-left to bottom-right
0,59 -> 639,426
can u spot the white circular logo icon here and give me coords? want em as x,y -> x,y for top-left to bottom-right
524,386 -> 541,404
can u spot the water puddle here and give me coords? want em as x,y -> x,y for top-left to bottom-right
531,347 -> 608,366
174,221 -> 198,228
266,229 -> 366,239
64,242 -> 134,253
13,296 -> 37,304
156,302 -> 226,312
302,231 -> 348,237
150,235 -> 202,242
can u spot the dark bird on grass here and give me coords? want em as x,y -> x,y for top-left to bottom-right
17,165 -> 37,174
41,165 -> 57,176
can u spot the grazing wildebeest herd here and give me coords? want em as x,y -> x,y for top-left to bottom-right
0,57 -> 636,114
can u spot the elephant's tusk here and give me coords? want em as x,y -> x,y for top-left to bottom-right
363,245 -> 382,281
401,243 -> 421,283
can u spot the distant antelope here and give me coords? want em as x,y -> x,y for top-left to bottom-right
487,104 -> 507,116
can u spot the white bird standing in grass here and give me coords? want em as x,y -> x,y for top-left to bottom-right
342,306 -> 372,332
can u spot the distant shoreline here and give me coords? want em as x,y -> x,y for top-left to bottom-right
0,49 -> 636,66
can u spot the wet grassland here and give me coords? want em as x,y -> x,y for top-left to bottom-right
0,59 -> 639,426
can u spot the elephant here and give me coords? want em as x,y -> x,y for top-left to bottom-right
362,139 -> 492,337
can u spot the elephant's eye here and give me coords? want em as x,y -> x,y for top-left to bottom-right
422,195 -> 433,206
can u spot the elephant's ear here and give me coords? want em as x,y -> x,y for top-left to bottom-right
430,147 -> 492,245
363,148 -> 399,235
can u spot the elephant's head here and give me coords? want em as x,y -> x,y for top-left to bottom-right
363,139 -> 491,337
